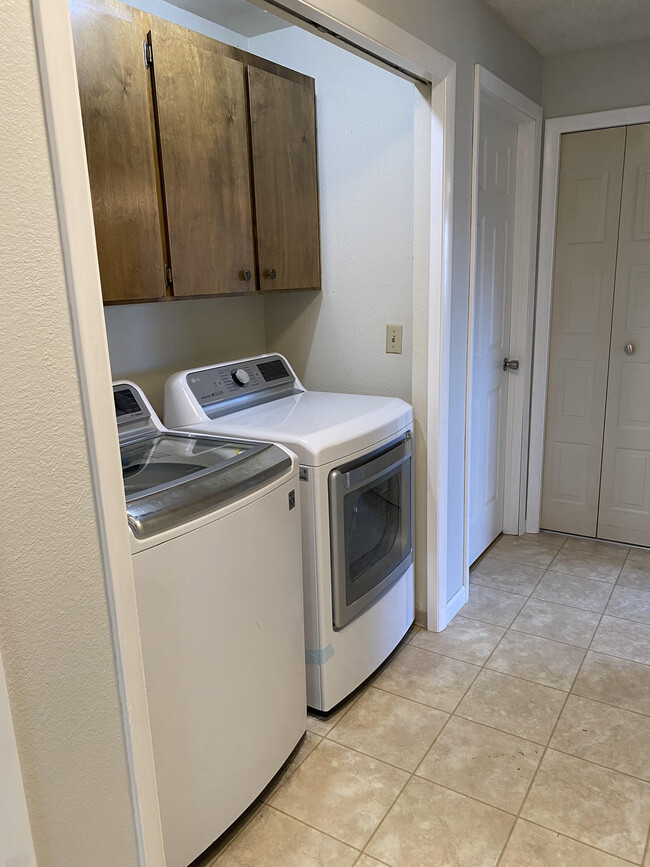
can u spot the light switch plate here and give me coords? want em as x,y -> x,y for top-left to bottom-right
386,324 -> 403,354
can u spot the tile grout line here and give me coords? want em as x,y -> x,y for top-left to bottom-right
358,638 -> 491,860
464,545 -> 560,864
362,538 -> 650,865
511,816 -> 642,866
319,545 -> 649,863
495,547 -> 640,867
212,729 -> 330,862
261,800 -> 364,853
458,545 -> 563,863
215,536 -> 649,866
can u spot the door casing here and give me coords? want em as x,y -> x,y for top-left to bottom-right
528,104 -> 650,533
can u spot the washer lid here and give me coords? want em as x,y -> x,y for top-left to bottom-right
121,433 -> 291,538
182,391 -> 413,466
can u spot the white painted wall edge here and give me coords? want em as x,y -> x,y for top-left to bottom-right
30,0 -> 457,858
31,2 -> 165,864
526,104 -> 650,533
427,67 -> 457,631
465,65 -> 542,577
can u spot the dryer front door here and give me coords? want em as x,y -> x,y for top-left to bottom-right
329,433 -> 413,629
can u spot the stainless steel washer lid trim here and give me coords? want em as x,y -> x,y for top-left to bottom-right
126,444 -> 291,539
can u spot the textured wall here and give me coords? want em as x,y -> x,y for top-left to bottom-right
355,0 -> 543,602
0,2 -> 140,865
543,37 -> 650,118
251,26 -> 415,402
106,295 -> 267,413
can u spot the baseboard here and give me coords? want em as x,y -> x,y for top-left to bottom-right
445,584 -> 468,624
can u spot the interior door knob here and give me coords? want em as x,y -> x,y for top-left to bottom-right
624,343 -> 635,355
503,358 -> 520,371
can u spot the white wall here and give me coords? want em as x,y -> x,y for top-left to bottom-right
106,295 -> 266,413
357,0 -> 543,601
0,1 -> 141,864
250,27 -> 415,403
543,37 -> 650,118
104,0 -> 268,413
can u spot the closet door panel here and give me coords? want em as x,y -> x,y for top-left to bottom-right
541,127 -> 626,536
598,123 -> 650,546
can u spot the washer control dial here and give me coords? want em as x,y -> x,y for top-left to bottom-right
232,368 -> 250,387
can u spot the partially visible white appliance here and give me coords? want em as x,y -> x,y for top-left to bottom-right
114,381 -> 306,867
164,354 -> 415,713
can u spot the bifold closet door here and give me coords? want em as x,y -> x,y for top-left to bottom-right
598,123 -> 650,546
540,127 -> 626,536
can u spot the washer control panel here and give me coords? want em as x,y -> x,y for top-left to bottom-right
186,355 -> 298,417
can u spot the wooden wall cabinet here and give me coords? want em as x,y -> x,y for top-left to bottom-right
70,1 -> 167,303
249,67 -> 320,292
70,0 -> 321,304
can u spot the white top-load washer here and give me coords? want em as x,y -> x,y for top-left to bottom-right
164,354 -> 415,712
114,381 -> 306,867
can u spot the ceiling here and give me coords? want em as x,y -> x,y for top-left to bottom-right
166,0 -> 292,37
480,0 -> 650,55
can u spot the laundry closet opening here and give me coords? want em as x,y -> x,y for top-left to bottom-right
100,0 -> 419,417
90,0 -> 433,618
541,123 -> 650,548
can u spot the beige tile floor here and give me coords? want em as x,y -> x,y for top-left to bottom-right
198,531 -> 650,866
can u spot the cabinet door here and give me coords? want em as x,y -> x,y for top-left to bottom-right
598,124 -> 650,546
70,1 -> 166,303
150,30 -> 256,296
540,127 -> 626,536
248,67 -> 320,292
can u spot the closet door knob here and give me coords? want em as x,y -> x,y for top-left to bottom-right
624,343 -> 635,355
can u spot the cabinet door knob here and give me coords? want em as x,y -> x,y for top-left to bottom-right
240,269 -> 252,281
264,268 -> 277,280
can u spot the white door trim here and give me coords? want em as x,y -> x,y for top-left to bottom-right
31,0 -> 456,862
465,65 -> 542,580
527,104 -> 650,533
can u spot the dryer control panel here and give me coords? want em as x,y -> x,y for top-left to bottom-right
186,354 -> 300,418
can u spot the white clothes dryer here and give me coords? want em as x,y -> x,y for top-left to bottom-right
114,381 -> 306,867
164,355 -> 415,712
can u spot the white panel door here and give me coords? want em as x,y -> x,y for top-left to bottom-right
599,123 -> 650,546
468,103 -> 519,564
541,128 -> 626,536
